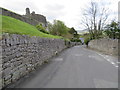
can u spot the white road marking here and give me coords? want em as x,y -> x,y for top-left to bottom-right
55,58 -> 63,61
88,55 -> 105,62
111,62 -> 115,65
115,66 -> 118,67
106,59 -> 110,62
74,54 -> 83,57
96,53 -> 118,68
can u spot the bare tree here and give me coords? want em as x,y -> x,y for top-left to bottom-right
81,1 -> 109,39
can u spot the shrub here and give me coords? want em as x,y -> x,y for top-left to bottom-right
84,37 -> 90,46
36,24 -> 49,34
70,38 -> 82,43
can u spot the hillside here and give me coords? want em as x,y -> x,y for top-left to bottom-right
0,15 -> 61,39
77,29 -> 89,34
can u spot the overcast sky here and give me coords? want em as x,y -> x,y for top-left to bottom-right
0,0 -> 119,30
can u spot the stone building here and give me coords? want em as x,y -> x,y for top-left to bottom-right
23,8 -> 47,27
1,7 -> 47,27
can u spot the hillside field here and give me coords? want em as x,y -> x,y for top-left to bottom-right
0,15 -> 62,39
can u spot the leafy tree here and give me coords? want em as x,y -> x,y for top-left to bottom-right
47,22 -> 53,33
47,20 -> 80,40
81,33 -> 92,46
69,27 -> 79,38
49,20 -> 68,36
104,21 -> 120,39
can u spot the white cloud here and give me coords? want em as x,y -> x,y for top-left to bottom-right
0,0 -> 119,30
45,4 -> 65,11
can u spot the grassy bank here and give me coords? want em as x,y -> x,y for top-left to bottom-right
0,15 -> 62,39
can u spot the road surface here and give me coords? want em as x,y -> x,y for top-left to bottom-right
14,46 -> 118,88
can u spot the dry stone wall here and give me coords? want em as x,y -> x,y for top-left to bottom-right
88,38 -> 119,56
0,34 -> 77,89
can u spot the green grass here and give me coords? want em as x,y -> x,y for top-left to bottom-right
0,15 -> 62,39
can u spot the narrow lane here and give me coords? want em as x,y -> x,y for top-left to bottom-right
15,46 -> 118,88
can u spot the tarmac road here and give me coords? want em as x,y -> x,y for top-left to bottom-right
14,46 -> 118,88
